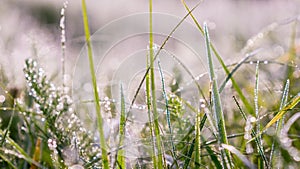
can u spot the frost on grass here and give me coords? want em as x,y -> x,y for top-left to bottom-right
23,58 -> 101,167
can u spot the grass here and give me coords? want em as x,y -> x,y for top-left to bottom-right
204,23 -> 232,168
0,1 -> 300,168
81,0 -> 109,168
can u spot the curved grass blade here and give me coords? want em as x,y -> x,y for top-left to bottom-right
221,144 -> 256,169
204,23 -> 232,169
81,0 -> 109,168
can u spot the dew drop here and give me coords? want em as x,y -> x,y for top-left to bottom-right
0,95 -> 5,103
247,40 -> 254,46
249,116 -> 256,123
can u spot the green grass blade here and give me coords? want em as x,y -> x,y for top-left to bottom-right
149,1 -> 164,168
81,1 -> 109,168
157,58 -> 179,167
270,79 -> 289,167
194,102 -> 203,168
146,52 -> 157,168
204,23 -> 232,169
183,138 -> 195,169
116,85 -> 126,169
254,61 -> 267,169
254,61 -> 260,138
221,144 -> 256,169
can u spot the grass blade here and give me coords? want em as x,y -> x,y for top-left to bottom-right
183,138 -> 195,169
194,106 -> 202,168
254,61 -> 260,139
116,85 -> 126,169
253,61 -> 267,168
146,49 -> 157,168
269,79 -> 290,167
149,0 -> 164,168
81,1 -> 109,168
157,58 -> 178,167
204,23 -> 232,168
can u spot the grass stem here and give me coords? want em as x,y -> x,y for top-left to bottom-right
81,1 -> 109,168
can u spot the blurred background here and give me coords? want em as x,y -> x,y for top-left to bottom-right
0,0 -> 299,89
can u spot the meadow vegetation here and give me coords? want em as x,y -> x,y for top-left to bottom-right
0,0 -> 299,168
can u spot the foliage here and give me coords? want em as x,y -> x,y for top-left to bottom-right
0,1 -> 300,168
